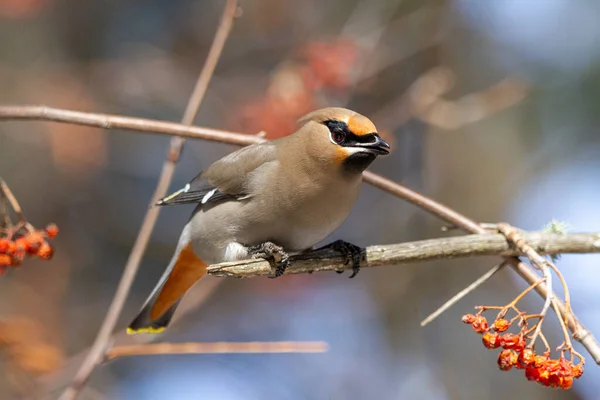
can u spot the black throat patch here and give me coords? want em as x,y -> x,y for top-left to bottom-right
343,151 -> 377,173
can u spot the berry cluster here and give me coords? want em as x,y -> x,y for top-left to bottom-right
462,312 -> 584,389
0,223 -> 58,274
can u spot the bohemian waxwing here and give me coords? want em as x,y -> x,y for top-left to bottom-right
128,107 -> 390,334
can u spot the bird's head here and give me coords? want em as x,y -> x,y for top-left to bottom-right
296,107 -> 390,173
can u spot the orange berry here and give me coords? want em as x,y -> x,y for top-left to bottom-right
462,314 -> 476,324
493,318 -> 510,332
498,349 -> 518,371
482,332 -> 500,349
45,223 -> 59,238
532,354 -> 548,368
0,238 -> 11,253
560,375 -> 573,390
37,242 -> 53,260
517,349 -> 535,369
14,237 -> 28,252
472,315 -> 488,334
572,363 -> 584,379
537,369 -> 551,386
25,233 -> 44,253
0,254 -> 11,265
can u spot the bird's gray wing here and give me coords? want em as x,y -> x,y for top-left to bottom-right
156,142 -> 277,206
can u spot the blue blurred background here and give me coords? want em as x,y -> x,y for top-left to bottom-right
1,0 -> 600,399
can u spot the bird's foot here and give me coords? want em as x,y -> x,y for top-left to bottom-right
318,240 -> 365,278
248,241 -> 290,278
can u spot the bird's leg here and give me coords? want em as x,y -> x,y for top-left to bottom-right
316,240 -> 365,278
248,241 -> 290,278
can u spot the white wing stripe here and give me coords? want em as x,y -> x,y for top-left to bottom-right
201,188 -> 217,204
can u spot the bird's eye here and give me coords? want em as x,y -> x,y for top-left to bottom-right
331,130 -> 346,144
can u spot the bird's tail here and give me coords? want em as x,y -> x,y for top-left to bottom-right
127,229 -> 207,334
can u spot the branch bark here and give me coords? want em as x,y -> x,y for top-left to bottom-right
206,232 -> 600,277
57,1 -> 239,399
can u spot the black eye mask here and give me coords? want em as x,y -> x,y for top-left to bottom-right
323,120 -> 379,147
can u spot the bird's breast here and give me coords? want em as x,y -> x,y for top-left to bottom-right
254,174 -> 362,251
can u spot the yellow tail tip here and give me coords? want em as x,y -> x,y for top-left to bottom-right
126,326 -> 166,335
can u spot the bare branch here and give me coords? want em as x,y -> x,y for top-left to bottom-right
0,106 -> 262,146
104,341 -> 328,361
207,232 -> 600,277
58,2 -> 239,399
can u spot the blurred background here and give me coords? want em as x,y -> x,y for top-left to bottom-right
1,0 -> 600,398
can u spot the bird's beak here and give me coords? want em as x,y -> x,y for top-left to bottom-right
359,135 -> 390,155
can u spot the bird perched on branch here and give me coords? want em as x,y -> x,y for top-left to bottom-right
128,107 -> 390,334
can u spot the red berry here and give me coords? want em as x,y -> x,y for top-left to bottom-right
37,242 -> 53,260
537,369 -> 551,387
471,315 -> 488,334
498,333 -> 525,352
482,332 -> 500,349
525,366 -> 539,381
517,349 -> 535,369
45,223 -> 59,238
549,373 -> 562,389
498,349 -> 518,371
462,314 -> 476,324
0,238 -> 11,253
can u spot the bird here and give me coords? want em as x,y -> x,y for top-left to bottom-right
127,107 -> 390,334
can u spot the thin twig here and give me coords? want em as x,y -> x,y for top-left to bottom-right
420,262 -> 506,327
104,341 -> 328,361
58,2 -> 239,399
206,233 -> 600,277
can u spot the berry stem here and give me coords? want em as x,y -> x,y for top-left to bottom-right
509,279 -> 545,308
0,178 -> 25,224
547,262 -> 571,331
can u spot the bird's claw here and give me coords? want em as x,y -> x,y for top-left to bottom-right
322,240 -> 365,278
248,241 -> 289,278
